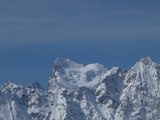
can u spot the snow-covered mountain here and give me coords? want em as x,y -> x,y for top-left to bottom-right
0,57 -> 160,120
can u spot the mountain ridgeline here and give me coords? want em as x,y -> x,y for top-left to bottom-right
0,57 -> 160,120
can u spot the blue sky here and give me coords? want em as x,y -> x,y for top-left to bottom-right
0,0 -> 160,87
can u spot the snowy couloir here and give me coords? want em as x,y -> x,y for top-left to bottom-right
0,57 -> 160,120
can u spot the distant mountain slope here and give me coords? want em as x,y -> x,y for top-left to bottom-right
0,57 -> 160,120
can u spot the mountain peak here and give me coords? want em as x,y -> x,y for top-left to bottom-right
55,57 -> 72,63
2,81 -> 18,89
139,56 -> 153,65
53,57 -> 78,68
1,57 -> 160,120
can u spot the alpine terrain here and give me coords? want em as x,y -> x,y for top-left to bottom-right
0,56 -> 160,120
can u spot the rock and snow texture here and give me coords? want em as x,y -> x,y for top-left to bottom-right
0,56 -> 160,120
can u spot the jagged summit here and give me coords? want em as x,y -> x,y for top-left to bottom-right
53,57 -> 82,68
1,81 -> 23,91
49,58 -> 107,89
2,80 -> 16,88
140,56 -> 152,62
53,57 -> 70,66
0,56 -> 160,120
130,56 -> 159,72
139,56 -> 155,65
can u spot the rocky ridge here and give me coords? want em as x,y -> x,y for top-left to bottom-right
0,57 -> 160,120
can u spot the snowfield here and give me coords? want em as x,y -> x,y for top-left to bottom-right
0,56 -> 160,120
